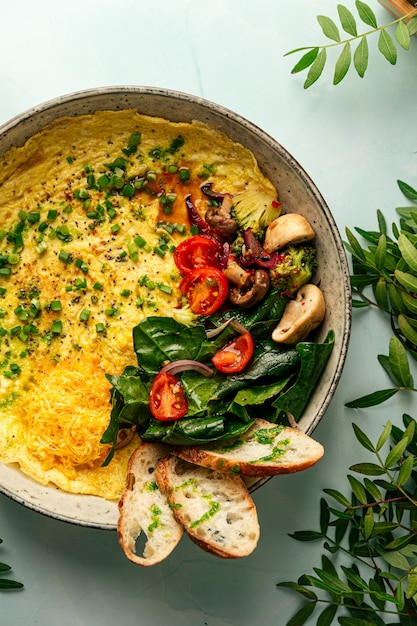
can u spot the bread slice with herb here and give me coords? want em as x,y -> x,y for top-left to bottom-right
172,418 -> 324,477
155,455 -> 260,559
117,443 -> 183,566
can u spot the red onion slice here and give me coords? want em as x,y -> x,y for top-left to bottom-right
160,359 -> 214,378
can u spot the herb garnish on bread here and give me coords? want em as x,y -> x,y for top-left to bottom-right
172,418 -> 324,477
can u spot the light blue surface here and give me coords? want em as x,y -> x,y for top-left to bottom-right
0,1 -> 416,625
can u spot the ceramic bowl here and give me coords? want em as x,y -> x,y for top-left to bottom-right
0,87 -> 351,528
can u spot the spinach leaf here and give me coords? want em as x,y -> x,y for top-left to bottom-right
207,287 -> 288,332
140,415 -> 253,445
273,331 -> 335,420
209,343 -> 300,402
132,316 -> 206,375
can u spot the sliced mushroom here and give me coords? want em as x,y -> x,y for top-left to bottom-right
205,194 -> 238,238
224,256 -> 270,308
263,213 -> 315,254
272,283 -> 325,345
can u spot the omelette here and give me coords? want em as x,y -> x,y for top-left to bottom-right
0,109 -> 277,499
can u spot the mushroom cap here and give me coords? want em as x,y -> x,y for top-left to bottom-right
271,283 -> 325,345
263,213 -> 315,254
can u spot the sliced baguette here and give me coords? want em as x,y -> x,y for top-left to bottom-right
155,455 -> 260,559
172,418 -> 324,477
117,443 -> 183,566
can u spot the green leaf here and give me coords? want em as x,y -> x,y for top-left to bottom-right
374,234 -> 387,270
398,179 -> 417,201
373,277 -> 389,311
317,15 -> 341,42
317,603 -> 338,626
408,15 -> 417,36
304,48 -> 327,89
378,29 -> 397,65
352,422 -> 375,452
334,42 -> 351,85
313,568 -> 353,594
377,209 -> 387,235
338,4 -> 358,36
289,530 -> 324,542
363,506 -> 375,539
276,581 -> 318,600
291,48 -> 320,74
320,498 -> 330,535
341,565 -> 369,591
395,19 -> 411,51
349,462 -> 386,476
0,579 -> 24,589
398,313 -> 417,346
388,335 -> 412,387
398,233 -> 417,273
406,567 -> 417,599
376,546 -> 410,570
347,474 -> 368,504
397,453 -> 414,486
376,421 -> 392,452
356,0 -> 378,28
287,601 -> 317,626
352,299 -> 371,308
400,289 -> 417,316
345,388 -> 399,408
385,437 -> 409,469
363,477 -> 382,502
345,227 -> 366,260
395,269 -> 417,292
323,488 -> 351,508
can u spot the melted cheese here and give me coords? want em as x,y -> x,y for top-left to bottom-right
0,109 -> 277,499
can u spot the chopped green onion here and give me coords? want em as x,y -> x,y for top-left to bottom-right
95,322 -> 106,333
74,278 -> 87,290
47,209 -> 58,220
27,211 -> 40,224
58,250 -> 72,264
0,287 -> 6,296
111,224 -> 121,234
178,167 -> 190,182
35,240 -> 48,254
153,247 -> 166,258
158,283 -> 173,295
79,309 -> 90,322
120,289 -> 131,297
0,267 -> 12,276
93,282 -> 103,291
38,222 -> 49,233
51,320 -> 63,335
50,300 -> 62,312
7,254 -> 20,265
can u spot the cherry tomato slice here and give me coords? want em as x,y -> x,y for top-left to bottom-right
212,332 -> 254,374
174,235 -> 221,275
180,266 -> 229,316
149,371 -> 188,421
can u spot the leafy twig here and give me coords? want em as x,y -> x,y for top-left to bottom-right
0,538 -> 23,590
285,1 -> 417,88
345,179 -> 417,408
278,415 -> 417,625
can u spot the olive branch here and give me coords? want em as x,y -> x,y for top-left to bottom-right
343,180 -> 417,409
278,416 -> 417,625
285,1 -> 417,88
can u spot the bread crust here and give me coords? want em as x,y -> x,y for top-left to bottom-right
117,442 -> 183,566
172,418 -> 324,477
156,455 -> 260,559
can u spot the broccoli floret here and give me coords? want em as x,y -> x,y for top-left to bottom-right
270,244 -> 318,295
231,189 -> 281,237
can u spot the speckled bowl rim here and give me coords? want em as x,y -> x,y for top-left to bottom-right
0,86 -> 352,529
